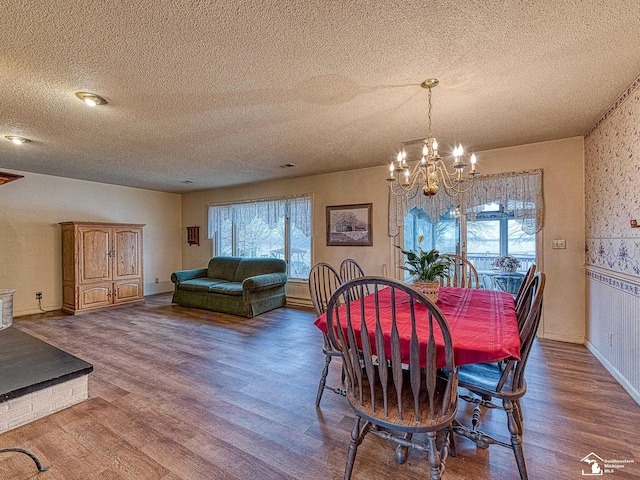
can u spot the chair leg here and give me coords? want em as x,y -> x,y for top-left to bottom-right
447,426 -> 457,457
315,354 -> 332,407
344,416 -> 370,480
514,399 -> 524,425
504,399 -> 528,480
426,430 -> 442,480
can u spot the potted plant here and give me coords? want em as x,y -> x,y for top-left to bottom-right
492,255 -> 521,273
396,236 -> 450,302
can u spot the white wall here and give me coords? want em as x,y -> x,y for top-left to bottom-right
0,169 -> 182,316
181,136 -> 586,343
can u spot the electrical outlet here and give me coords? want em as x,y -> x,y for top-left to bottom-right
608,332 -> 613,347
36,292 -> 42,300
552,239 -> 566,249
155,277 -> 159,284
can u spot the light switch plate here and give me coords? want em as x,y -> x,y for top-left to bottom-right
552,239 -> 566,249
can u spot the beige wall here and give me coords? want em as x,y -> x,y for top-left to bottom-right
0,169 -> 182,316
477,136 -> 586,343
182,136 -> 585,343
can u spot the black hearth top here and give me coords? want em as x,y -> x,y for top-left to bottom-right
0,327 -> 93,402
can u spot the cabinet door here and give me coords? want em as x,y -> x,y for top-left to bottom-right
78,227 -> 111,284
78,283 -> 112,310
113,279 -> 143,304
112,227 -> 143,280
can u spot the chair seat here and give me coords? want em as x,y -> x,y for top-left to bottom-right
457,362 -> 524,400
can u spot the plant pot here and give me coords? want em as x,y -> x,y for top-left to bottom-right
500,266 -> 518,273
412,280 -> 439,303
0,289 -> 16,330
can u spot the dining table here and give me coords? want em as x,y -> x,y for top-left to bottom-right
482,271 -> 526,295
314,285 -> 521,368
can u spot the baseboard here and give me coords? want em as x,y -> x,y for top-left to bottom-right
144,282 -> 174,295
539,332 -> 585,344
286,296 -> 313,309
14,305 -> 61,317
585,340 -> 640,406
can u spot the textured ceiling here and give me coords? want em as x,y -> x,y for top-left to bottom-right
1,0 -> 640,193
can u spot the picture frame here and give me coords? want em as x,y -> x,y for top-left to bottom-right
326,203 -> 373,246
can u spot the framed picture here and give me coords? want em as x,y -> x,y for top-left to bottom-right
326,203 -> 373,246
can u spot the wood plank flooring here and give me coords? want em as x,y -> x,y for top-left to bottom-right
1,293 -> 638,479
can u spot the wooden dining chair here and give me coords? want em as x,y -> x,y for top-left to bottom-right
514,264 -> 536,319
440,254 -> 480,289
453,272 -> 546,480
326,276 -> 459,480
308,262 -> 345,407
339,258 -> 365,282
340,258 -> 370,299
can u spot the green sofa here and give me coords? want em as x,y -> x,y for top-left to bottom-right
171,256 -> 288,317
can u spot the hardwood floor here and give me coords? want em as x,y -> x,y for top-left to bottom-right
1,293 -> 638,479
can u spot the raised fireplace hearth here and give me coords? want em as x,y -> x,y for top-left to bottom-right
0,327 -> 93,434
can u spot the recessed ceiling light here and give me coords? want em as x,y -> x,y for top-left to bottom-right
281,163 -> 296,168
179,180 -> 194,184
75,92 -> 108,107
4,135 -> 31,145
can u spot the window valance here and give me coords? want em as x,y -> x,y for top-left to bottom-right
388,169 -> 543,236
208,194 -> 312,239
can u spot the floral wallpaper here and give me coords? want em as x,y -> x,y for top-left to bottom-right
584,75 -> 640,277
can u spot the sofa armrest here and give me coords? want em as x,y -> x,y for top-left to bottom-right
242,273 -> 288,293
171,268 -> 207,284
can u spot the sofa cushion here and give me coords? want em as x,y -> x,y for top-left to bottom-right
234,258 -> 287,282
179,278 -> 229,292
242,273 -> 288,292
207,256 -> 242,281
208,282 -> 243,296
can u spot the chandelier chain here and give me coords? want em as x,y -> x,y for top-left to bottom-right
427,87 -> 433,139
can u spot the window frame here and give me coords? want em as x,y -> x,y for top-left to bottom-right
209,195 -> 312,280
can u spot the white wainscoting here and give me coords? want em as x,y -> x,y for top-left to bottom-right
585,266 -> 640,405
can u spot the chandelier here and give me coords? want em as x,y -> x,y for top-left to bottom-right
387,78 -> 478,198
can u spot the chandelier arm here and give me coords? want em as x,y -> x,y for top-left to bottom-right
433,163 -> 477,194
434,160 -> 465,179
389,182 -> 420,198
441,176 -> 476,197
434,163 -> 460,189
388,163 -> 428,193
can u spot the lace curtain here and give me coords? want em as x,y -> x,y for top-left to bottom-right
208,194 -> 312,239
388,169 -> 543,236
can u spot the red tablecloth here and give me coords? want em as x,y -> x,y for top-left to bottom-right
314,286 -> 520,368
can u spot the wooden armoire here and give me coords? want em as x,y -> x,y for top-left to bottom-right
60,222 -> 144,314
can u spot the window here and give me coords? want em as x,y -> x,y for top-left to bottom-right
402,201 -> 537,287
392,169 -> 543,288
402,208 -> 457,282
465,202 -> 536,273
208,195 -> 312,280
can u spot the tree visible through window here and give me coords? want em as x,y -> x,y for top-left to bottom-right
403,202 -> 536,287
208,196 -> 312,280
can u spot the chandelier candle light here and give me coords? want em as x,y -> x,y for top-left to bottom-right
387,78 -> 478,198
